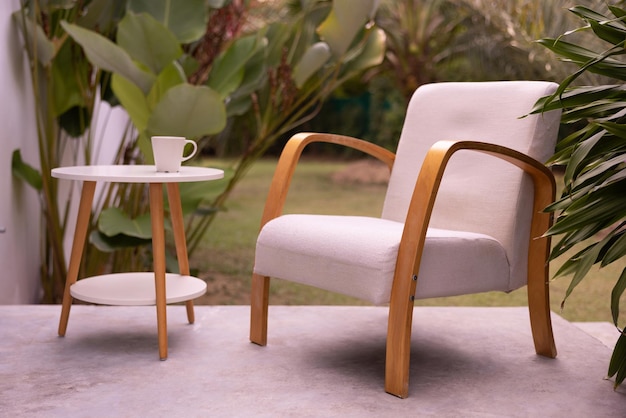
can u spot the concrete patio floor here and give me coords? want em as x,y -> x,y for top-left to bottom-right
1,305 -> 624,417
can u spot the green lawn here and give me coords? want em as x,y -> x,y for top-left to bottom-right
191,158 -> 625,325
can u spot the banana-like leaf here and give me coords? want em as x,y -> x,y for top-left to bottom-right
178,171 -> 231,214
147,61 -> 186,106
61,21 -> 155,94
111,73 -> 150,133
317,0 -> 377,58
117,12 -> 182,75
225,47 -> 268,117
339,27 -> 386,79
89,230 -> 151,252
11,150 -> 42,191
12,11 -> 56,66
51,40 -> 89,117
98,207 -> 152,239
208,32 -> 268,99
293,42 -> 332,88
77,0 -> 125,33
147,84 -> 226,138
127,0 -> 207,44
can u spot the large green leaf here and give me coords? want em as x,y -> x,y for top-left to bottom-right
292,42 -> 332,88
231,44 -> 269,98
117,12 -> 182,75
264,22 -> 294,67
112,73 -> 150,133
178,177 -> 229,215
225,44 -> 269,117
127,0 -> 207,44
77,0 -> 126,33
339,27 -> 386,79
98,207 -> 153,239
317,0 -> 377,58
61,21 -> 155,94
147,62 -> 186,106
147,84 -> 226,138
89,230 -> 151,252
207,32 -> 268,99
11,150 -> 42,191
12,11 -> 56,66
50,40 -> 89,117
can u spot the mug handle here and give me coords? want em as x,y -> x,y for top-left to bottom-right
181,140 -> 198,162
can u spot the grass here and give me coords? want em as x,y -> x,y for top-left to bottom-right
191,158 -> 625,325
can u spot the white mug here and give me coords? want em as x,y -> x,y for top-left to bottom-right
151,136 -> 198,172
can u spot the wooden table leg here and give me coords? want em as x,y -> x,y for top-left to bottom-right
58,181 -> 96,337
166,183 -> 196,324
149,183 -> 168,360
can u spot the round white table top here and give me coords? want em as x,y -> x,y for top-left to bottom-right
51,165 -> 224,183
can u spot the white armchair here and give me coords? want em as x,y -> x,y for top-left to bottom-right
249,81 -> 562,398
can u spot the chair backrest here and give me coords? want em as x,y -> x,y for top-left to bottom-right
382,81 -> 561,291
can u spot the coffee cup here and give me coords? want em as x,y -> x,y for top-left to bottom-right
151,136 -> 198,172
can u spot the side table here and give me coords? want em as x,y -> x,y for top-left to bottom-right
52,165 -> 224,360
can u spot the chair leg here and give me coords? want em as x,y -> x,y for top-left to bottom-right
250,273 -> 270,346
527,272 -> 557,358
384,297 -> 415,398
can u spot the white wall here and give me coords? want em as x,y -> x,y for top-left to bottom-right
0,1 -> 42,303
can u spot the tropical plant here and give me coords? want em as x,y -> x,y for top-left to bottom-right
12,0 -> 386,302
12,0 -> 127,301
532,3 -> 626,389
186,0 -> 386,255
12,0 -> 228,300
373,0 -> 579,102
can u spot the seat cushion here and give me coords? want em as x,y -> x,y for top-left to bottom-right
254,214 -> 512,305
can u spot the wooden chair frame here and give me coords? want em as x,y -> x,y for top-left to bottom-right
249,132 -> 557,398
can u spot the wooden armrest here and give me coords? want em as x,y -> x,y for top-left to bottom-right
391,139 -> 556,303
259,133 -> 396,227
386,140 -> 558,397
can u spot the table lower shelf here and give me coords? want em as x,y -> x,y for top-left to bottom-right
70,273 -> 207,306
